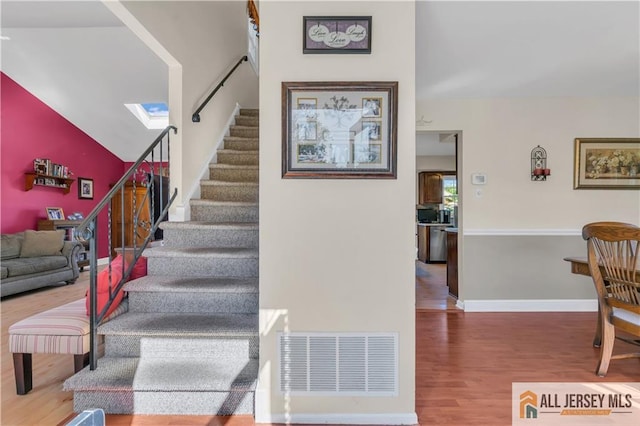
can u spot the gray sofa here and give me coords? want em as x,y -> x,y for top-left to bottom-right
1,230 -> 82,298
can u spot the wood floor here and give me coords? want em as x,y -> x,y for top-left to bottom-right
2,267 -> 639,425
415,261 -> 460,312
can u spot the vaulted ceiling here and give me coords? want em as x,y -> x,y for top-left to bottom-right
2,1 -> 638,160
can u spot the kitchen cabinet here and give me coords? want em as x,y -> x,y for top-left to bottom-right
446,229 -> 458,299
418,172 -> 443,204
110,182 -> 152,256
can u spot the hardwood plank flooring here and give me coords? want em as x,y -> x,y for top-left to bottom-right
415,261 -> 461,312
3,269 -> 639,425
1,275 -> 90,426
416,311 -> 640,425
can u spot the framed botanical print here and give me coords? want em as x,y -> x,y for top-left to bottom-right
573,138 -> 640,189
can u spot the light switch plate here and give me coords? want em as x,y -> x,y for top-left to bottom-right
471,173 -> 487,185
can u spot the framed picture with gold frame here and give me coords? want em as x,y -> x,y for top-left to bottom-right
282,81 -> 398,178
573,138 -> 640,189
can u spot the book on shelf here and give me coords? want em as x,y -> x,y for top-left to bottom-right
32,158 -> 69,178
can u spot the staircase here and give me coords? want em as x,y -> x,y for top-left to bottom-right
64,108 -> 260,415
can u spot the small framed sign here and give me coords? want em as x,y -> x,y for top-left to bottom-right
303,16 -> 372,54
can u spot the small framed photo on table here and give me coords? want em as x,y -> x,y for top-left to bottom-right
78,177 -> 94,200
46,207 -> 65,220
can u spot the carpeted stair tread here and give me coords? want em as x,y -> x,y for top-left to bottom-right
134,358 -> 258,391
64,357 -> 258,393
98,313 -> 258,336
216,149 -> 259,154
200,180 -> 258,187
143,246 -> 258,258
229,125 -> 257,130
159,221 -> 258,230
124,276 -> 258,293
209,163 -> 258,169
190,200 -> 258,207
223,136 -> 258,142
64,357 -> 139,391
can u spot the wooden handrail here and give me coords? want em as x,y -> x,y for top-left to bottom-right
248,0 -> 259,34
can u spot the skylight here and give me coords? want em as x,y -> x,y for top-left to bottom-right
125,102 -> 168,129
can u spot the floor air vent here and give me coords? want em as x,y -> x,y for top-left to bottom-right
278,333 -> 398,396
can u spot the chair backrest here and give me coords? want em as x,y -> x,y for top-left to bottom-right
582,222 -> 640,312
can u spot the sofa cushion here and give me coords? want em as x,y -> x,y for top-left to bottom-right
1,266 -> 7,279
19,230 -> 65,258
2,256 -> 68,277
1,233 -> 23,260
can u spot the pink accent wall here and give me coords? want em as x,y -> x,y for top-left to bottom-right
0,73 -> 125,258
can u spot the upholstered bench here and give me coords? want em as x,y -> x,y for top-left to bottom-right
8,298 -> 128,395
9,299 -> 89,395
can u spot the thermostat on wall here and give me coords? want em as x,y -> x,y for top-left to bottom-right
471,173 -> 487,185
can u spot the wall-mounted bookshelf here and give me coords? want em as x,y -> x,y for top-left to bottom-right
26,158 -> 75,193
25,172 -> 75,194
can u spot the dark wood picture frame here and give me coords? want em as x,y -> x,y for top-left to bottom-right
303,16 -> 372,54
282,81 -> 398,179
78,177 -> 94,200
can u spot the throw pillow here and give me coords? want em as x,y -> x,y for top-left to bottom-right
129,256 -> 148,280
1,233 -> 23,260
86,255 -> 128,318
19,230 -> 65,258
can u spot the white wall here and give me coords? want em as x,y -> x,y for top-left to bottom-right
416,155 -> 455,172
259,1 -> 416,423
418,96 -> 640,308
420,97 -> 640,230
122,1 -> 259,217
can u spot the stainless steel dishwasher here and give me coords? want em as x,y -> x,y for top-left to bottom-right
429,225 -> 447,262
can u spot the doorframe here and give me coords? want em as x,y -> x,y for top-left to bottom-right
415,130 -> 464,306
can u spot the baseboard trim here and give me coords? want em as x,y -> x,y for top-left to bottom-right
463,299 -> 597,312
171,205 -> 186,222
255,412 -> 418,425
255,386 -> 416,424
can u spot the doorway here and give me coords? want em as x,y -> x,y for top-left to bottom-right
415,131 -> 461,311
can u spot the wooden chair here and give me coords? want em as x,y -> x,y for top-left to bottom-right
582,222 -> 640,376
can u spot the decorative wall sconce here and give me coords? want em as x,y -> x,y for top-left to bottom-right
531,145 -> 550,181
